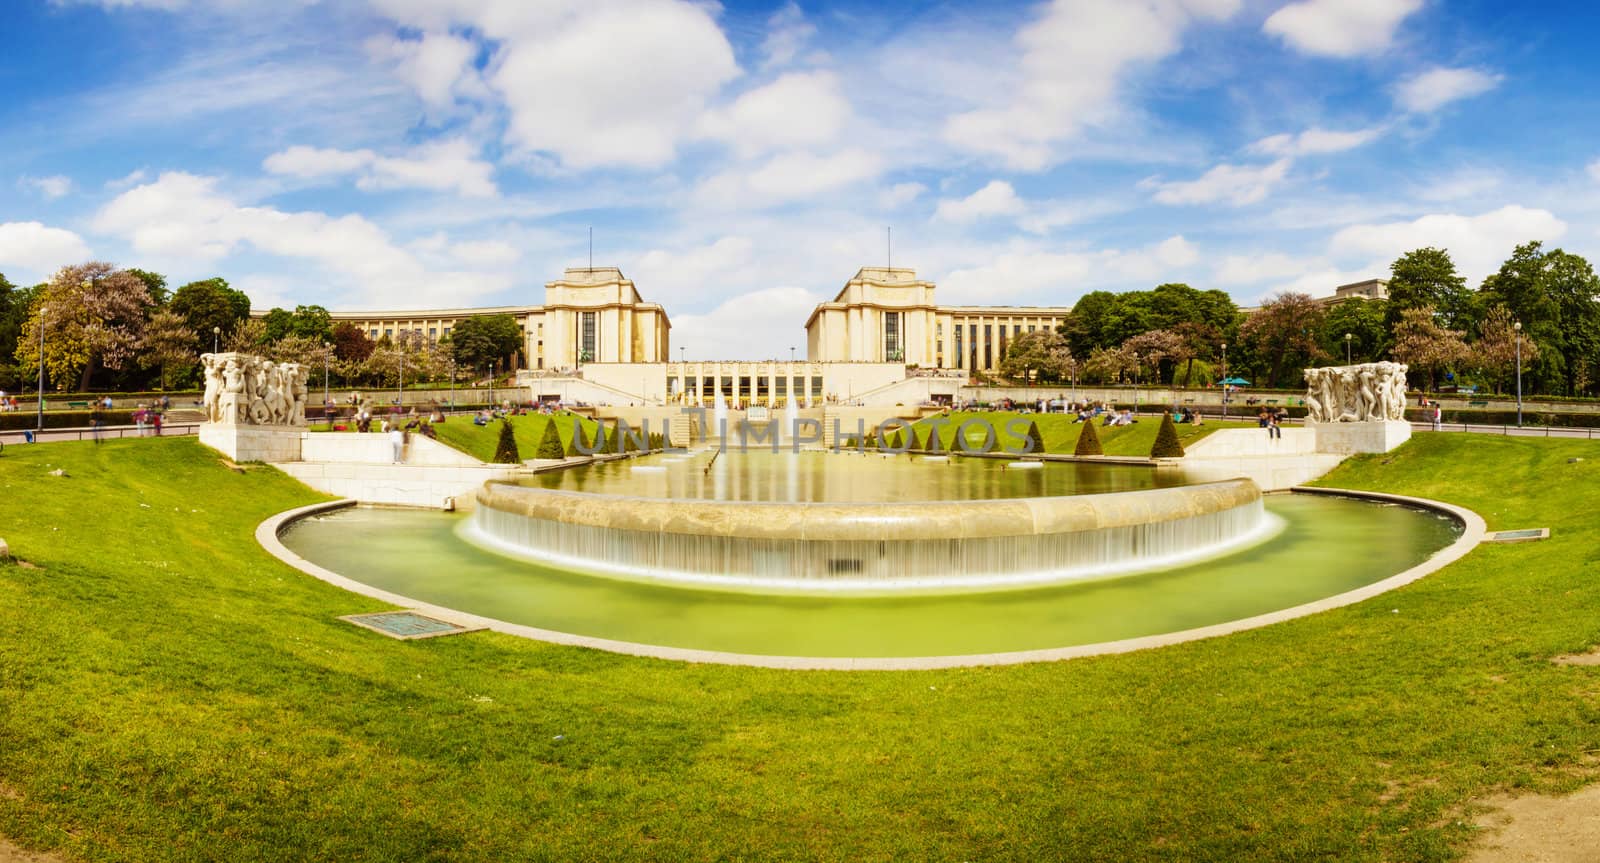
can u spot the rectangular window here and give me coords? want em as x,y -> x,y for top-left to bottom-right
667,377 -> 678,396
776,377 -> 787,396
702,376 -> 715,399
443,327 -> 451,338
720,375 -> 733,397
999,328 -> 1008,363
580,311 -> 597,361
983,325 -> 992,369
968,325 -> 977,368
428,328 -> 437,340
810,375 -> 823,397
370,328 -> 378,339
792,376 -> 804,398
384,328 -> 393,339
954,326 -> 963,369
884,311 -> 900,361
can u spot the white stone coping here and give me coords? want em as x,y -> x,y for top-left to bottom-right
257,487 -> 1487,671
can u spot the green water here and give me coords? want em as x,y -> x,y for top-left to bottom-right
281,496 -> 1460,658
520,449 -> 1184,502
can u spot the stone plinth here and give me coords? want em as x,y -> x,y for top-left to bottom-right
199,423 -> 303,463
1309,420 -> 1411,455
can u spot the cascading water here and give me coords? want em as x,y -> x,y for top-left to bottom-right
464,454 -> 1279,594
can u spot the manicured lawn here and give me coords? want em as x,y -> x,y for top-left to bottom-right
313,412 -> 603,463
908,410 -> 1255,456
2,434 -> 1600,860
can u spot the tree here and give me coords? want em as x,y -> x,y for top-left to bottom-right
14,262 -> 151,391
1237,292 -> 1326,389
998,329 -> 1074,383
1123,329 -> 1187,385
262,308 -> 295,342
1073,418 -> 1102,456
1022,420 -> 1044,454
1480,241 -> 1600,396
1472,305 -> 1541,395
1171,321 -> 1223,387
449,314 -> 523,374
126,269 -> 169,308
226,318 -> 269,353
170,278 -> 251,349
331,321 -> 375,363
493,420 -> 521,464
1386,247 -> 1475,332
1083,345 -> 1134,384
289,305 -> 333,342
567,418 -> 591,457
1320,298 -> 1389,365
139,309 -> 196,389
1389,305 -> 1468,391
536,420 -> 564,459
0,274 -> 33,390
1150,413 -> 1184,458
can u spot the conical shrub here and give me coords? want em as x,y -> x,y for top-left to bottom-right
567,420 -> 591,457
886,428 -> 905,450
1023,420 -> 1044,454
926,424 -> 945,454
1150,412 -> 1185,458
536,419 -> 564,459
493,419 -> 521,464
1073,417 -> 1103,456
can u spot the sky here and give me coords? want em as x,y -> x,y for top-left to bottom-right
2,0 -> 1599,360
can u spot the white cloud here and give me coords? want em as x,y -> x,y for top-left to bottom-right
1214,252 -> 1319,285
1394,67 -> 1503,113
937,235 -> 1204,304
90,172 -> 512,307
943,0 -> 1241,170
19,175 -> 73,200
1588,159 -> 1600,183
1155,234 -> 1199,267
694,149 -> 882,209
760,2 -> 816,69
263,139 -> 497,198
934,180 -> 1025,223
105,169 -> 148,190
1330,205 -> 1567,286
1263,0 -> 1423,58
880,182 -> 927,209
0,222 -> 91,280
365,30 -> 482,111
1248,126 -> 1383,157
1149,158 -> 1291,206
671,286 -> 822,361
480,2 -> 739,169
631,236 -> 757,304
697,71 -> 851,158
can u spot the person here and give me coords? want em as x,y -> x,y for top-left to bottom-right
152,411 -> 163,436
1267,411 -> 1281,440
1431,403 -> 1442,431
159,394 -> 170,412
389,424 -> 405,464
134,405 -> 147,437
1258,409 -> 1270,432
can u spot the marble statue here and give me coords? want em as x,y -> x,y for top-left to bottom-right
1303,362 -> 1408,423
200,352 -> 309,427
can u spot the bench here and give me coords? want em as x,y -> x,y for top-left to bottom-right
67,401 -> 89,409
1468,400 -> 1489,409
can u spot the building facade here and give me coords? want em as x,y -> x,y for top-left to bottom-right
804,267 -> 1072,373
320,267 -> 671,370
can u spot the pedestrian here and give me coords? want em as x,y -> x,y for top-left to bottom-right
1268,411 -> 1282,440
1431,404 -> 1442,431
153,411 -> 163,436
389,423 -> 405,464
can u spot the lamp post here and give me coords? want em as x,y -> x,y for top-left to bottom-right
397,346 -> 404,410
1220,341 -> 1228,419
449,358 -> 456,411
212,326 -> 221,354
36,306 -> 46,434
790,346 -> 795,364
1132,352 -> 1141,409
1510,320 -> 1523,429
1344,332 -> 1352,364
322,343 -> 331,429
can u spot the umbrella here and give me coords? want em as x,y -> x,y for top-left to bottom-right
1218,377 -> 1251,385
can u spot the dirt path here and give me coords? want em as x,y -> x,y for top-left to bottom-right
0,838 -> 63,863
1468,784 -> 1600,862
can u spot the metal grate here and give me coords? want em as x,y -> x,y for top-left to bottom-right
339,610 -> 482,640
1485,528 -> 1550,543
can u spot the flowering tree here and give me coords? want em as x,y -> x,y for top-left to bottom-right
14,262 -> 151,390
1390,305 -> 1468,391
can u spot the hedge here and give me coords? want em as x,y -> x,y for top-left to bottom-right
0,410 -> 136,431
1405,408 -> 1600,429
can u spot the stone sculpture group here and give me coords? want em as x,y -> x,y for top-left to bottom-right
1303,362 -> 1409,424
200,352 -> 308,426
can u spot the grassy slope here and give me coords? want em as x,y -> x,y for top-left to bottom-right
319,412 -> 604,463
909,411 -> 1254,456
2,434 -> 1600,860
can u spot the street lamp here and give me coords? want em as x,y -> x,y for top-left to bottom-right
679,346 -> 685,363
1344,332 -> 1352,364
448,358 -> 456,411
213,326 -> 221,354
1510,320 -> 1523,429
322,343 -> 332,429
1220,342 -> 1228,419
397,345 -> 404,409
36,306 -> 46,434
1132,352 -> 1141,409
790,346 -> 795,364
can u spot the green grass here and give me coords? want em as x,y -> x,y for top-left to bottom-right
3,434 -> 1600,860
312,412 -> 603,463
909,410 -> 1254,457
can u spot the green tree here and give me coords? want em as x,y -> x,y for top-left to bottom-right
289,305 -> 333,342
536,419 -> 564,459
449,314 -> 523,374
1073,417 -> 1102,456
1321,298 -> 1389,364
126,269 -> 169,308
1150,412 -> 1184,458
1386,247 -> 1476,332
493,419 -> 521,464
139,309 -> 196,389
262,308 -> 295,342
998,329 -> 1074,383
1022,420 -> 1044,454
170,278 -> 251,350
1480,242 -> 1600,395
567,417 -> 591,457
1237,292 -> 1326,388
225,318 -> 269,353
1472,305 -> 1541,395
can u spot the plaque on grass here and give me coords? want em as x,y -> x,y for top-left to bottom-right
340,610 -> 483,640
1485,528 -> 1550,544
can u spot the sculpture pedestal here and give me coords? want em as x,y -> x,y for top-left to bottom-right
199,423 -> 304,463
1309,420 -> 1411,455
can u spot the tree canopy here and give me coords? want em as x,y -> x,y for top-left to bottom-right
449,314 -> 523,372
1386,247 -> 1475,332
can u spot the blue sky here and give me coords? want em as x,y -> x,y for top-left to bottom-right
3,0 -> 1599,359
